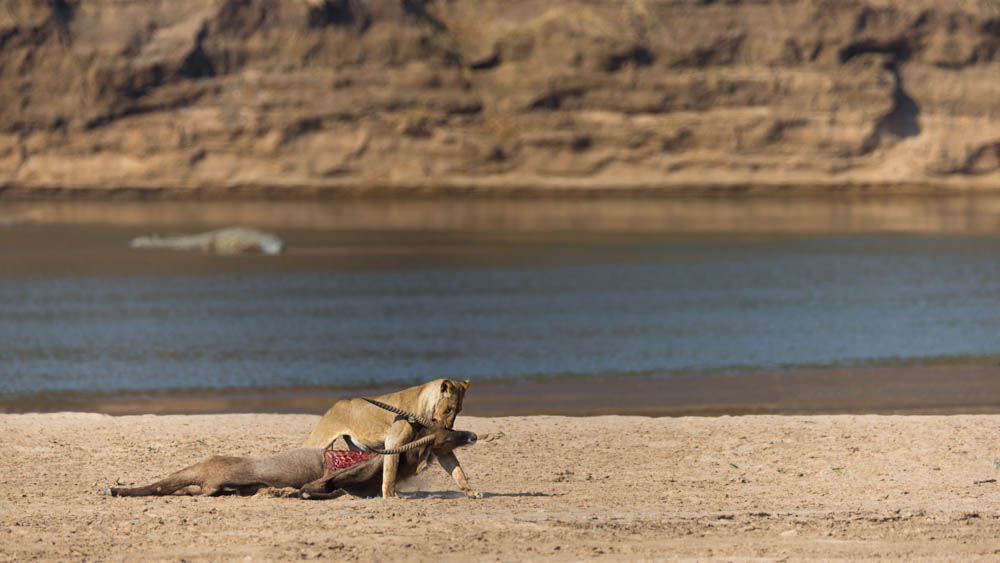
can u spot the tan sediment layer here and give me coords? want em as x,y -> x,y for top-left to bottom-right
11,362 -> 1000,417
8,195 -> 1000,234
3,411 -> 1000,560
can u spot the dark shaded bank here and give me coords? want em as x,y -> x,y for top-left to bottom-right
7,362 -> 1000,416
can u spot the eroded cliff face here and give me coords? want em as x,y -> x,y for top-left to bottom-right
2,0 -> 1000,197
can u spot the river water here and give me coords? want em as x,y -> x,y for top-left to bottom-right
2,202 -> 1000,408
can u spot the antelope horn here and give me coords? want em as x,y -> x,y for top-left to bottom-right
363,397 -> 434,428
369,434 -> 436,455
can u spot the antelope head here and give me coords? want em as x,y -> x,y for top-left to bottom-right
363,397 -> 478,455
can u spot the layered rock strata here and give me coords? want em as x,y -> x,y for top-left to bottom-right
2,0 -> 1000,197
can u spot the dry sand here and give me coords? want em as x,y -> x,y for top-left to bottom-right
3,412 -> 1000,561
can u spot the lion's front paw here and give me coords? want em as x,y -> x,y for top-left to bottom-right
465,489 -> 483,499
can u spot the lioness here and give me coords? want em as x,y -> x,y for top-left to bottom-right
303,378 -> 478,498
107,399 -> 478,499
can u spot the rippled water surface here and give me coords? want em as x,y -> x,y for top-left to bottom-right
3,221 -> 1000,401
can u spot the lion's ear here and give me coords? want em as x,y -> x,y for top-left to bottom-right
441,380 -> 451,393
460,379 -> 470,391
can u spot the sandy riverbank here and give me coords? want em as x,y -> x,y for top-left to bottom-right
2,412 -> 1000,561
9,196 -> 1000,235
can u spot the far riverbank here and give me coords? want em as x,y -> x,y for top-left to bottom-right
7,195 -> 1000,235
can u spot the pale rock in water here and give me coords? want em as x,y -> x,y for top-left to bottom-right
130,227 -> 284,256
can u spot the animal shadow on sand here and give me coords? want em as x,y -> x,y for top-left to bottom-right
401,490 -> 561,499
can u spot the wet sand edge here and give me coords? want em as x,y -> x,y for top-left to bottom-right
9,361 -> 999,416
